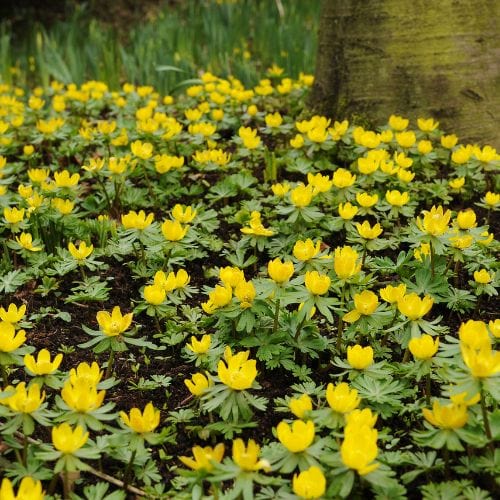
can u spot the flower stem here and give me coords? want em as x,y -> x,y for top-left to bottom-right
273,298 -> 280,333
105,349 -> 115,380
480,384 -> 493,443
336,283 -> 346,351
0,364 -> 8,387
123,449 -> 137,492
425,372 -> 431,406
429,240 -> 435,278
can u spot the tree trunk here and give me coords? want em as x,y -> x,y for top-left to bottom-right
310,0 -> 500,147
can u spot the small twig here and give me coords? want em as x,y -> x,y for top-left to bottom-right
274,0 -> 285,18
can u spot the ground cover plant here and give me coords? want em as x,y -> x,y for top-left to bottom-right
0,69 -> 499,499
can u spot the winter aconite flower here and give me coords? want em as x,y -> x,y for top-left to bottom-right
341,424 -> 379,475
290,184 -> 314,208
398,293 -> 433,321
304,271 -> 331,295
343,290 -> 379,323
347,345 -> 373,370
24,349 -> 63,375
276,419 -> 315,453
52,423 -> 89,454
474,269 -> 493,284
423,400 -> 468,429
120,402 -> 160,434
3,382 -> 45,413
268,258 -> 294,284
456,209 -> 476,230
68,241 -> 93,261
121,210 -> 154,230
61,378 -> 105,413
416,205 -> 451,236
186,335 -> 211,354
240,211 -> 274,237
334,246 -> 361,280
232,438 -> 270,471
293,466 -> 326,499
338,202 -> 358,220
386,190 -> 409,206
185,373 -> 211,396
356,221 -> 383,240
289,393 -> 313,419
461,345 -> 500,379
293,239 -> 322,261
379,283 -> 406,304
16,232 -> 42,251
0,477 -> 45,500
161,219 -> 189,241
218,347 -> 257,391
326,382 -> 360,414
0,321 -> 26,352
143,284 -> 166,305
234,280 -> 256,309
96,306 -> 133,337
180,444 -> 225,471
409,334 -> 439,360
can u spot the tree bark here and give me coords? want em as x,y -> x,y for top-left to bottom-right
310,0 -> 500,147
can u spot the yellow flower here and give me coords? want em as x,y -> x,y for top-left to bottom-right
185,372 -> 212,396
289,393 -> 313,419
69,362 -> 103,386
0,303 -> 26,324
396,130 -> 416,148
358,156 -> 379,175
450,391 -> 480,407
423,400 -> 468,429
338,202 -> 358,220
121,210 -> 154,230
332,168 -> 356,188
449,177 -> 465,190
240,211 -> 274,237
218,347 -> 257,391
96,306 -> 133,337
334,246 -> 361,280
232,438 -> 270,471
172,204 -> 197,223
473,145 -> 498,163
397,168 -> 415,183
54,170 -> 80,188
290,134 -> 304,148
418,140 -> 433,155
51,198 -> 74,215
68,241 -> 93,261
379,283 -> 406,304
180,444 -> 225,471
409,334 -> 439,360
52,423 -> 89,454
417,117 -> 439,132
154,154 -> 184,173
461,344 -> 500,378
61,378 -> 105,413
219,266 -> 245,289
386,190 -> 409,206
24,349 -> 63,375
208,284 -> 233,308
304,271 -> 331,295
343,290 -> 379,323
341,425 -> 379,475
238,126 -> 261,149
474,269 -> 493,284
130,140 -> 153,160
458,320 -> 490,350
3,382 -> 45,413
328,119 -> 349,140
441,134 -> 458,149
16,232 -> 42,252
268,258 -> 294,284
394,152 -> 413,169
307,172 -> 333,195
355,221 -> 383,240
345,408 -> 378,429
143,284 -> 166,305
416,205 -> 451,236
0,321 -> 26,352
271,182 -> 291,198
456,209 -> 476,229
186,335 -> 211,354
293,466 -> 326,499
388,115 -> 409,131
234,280 -> 256,309
3,206 -> 25,224
161,219 -> 189,241
277,419 -> 315,453
293,239 -> 321,261
265,112 -> 283,128
347,345 -> 373,370
484,191 -> 500,207
290,183 -> 314,208
450,233 -> 473,250
451,146 -> 473,164
326,382 -> 360,413
0,477 -> 45,500
120,402 -> 160,433
397,293 -> 433,320
356,192 -> 378,208
489,319 -> 500,339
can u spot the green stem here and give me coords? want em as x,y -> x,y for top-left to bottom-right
425,372 -> 431,406
0,364 -> 8,387
402,347 -> 410,363
123,449 -> 137,491
273,298 -> 280,333
381,308 -> 398,347
443,447 -> 450,480
429,240 -> 435,278
336,283 -> 347,351
96,174 -> 112,212
63,468 -> 70,499
294,315 -> 307,341
105,349 -> 115,380
480,384 -> 493,444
